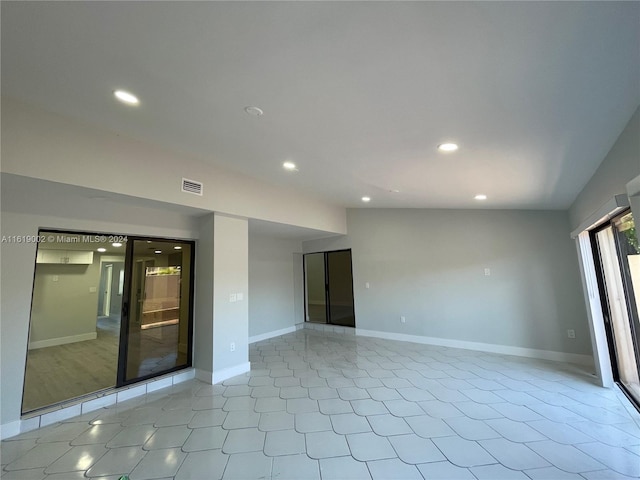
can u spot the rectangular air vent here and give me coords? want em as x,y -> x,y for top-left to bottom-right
181,178 -> 203,196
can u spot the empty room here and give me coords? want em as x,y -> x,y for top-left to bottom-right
1,2 -> 639,480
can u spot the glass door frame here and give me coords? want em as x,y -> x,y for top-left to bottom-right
22,229 -> 196,414
117,235 -> 196,387
303,249 -> 356,327
590,209 -> 640,408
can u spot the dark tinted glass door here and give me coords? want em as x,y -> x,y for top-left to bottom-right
326,250 -> 355,327
120,238 -> 193,384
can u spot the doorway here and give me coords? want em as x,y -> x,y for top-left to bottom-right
304,249 -> 355,327
102,264 -> 113,316
591,210 -> 640,406
22,230 -> 194,413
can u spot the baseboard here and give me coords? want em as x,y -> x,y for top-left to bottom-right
195,369 -> 214,383
213,362 -> 251,384
196,362 -> 251,385
355,329 -> 594,366
0,421 -> 22,440
29,332 -> 97,350
249,326 -> 297,344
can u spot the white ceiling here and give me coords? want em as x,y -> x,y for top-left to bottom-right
2,2 -> 639,210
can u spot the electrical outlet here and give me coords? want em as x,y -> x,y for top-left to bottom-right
484,268 -> 491,276
230,342 -> 236,352
229,293 -> 237,303
567,329 -> 576,339
237,292 -> 243,301
401,316 -> 406,323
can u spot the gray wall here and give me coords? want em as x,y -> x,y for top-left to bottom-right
304,208 -> 591,356
569,107 -> 640,230
30,258 -> 101,345
248,234 -> 303,337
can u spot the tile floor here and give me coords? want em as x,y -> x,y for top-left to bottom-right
2,329 -> 640,479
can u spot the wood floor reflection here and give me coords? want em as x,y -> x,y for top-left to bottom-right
22,316 -> 119,412
22,316 -> 187,413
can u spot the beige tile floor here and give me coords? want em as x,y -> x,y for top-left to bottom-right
2,329 -> 640,479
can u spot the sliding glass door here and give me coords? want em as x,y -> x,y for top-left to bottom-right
120,238 -> 193,384
304,249 -> 355,327
22,231 -> 194,413
592,211 -> 640,406
327,250 -> 356,327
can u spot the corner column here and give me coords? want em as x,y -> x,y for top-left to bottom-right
195,213 -> 249,383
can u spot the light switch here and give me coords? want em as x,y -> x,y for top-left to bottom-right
237,292 -> 243,301
230,293 -> 237,302
365,282 -> 370,289
52,275 -> 59,282
89,286 -> 97,293
484,268 -> 491,276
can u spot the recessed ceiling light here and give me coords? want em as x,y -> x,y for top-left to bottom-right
113,90 -> 139,105
244,106 -> 264,116
438,143 -> 459,152
97,248 -> 106,253
155,250 -> 162,254
112,242 -> 122,247
282,161 -> 298,171
361,196 -> 371,203
474,194 -> 488,200
174,246 -> 182,250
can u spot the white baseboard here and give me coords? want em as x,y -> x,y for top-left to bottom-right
0,421 -> 22,440
249,326 -> 297,344
195,369 -> 214,383
196,362 -> 251,385
355,329 -> 594,366
29,332 -> 97,350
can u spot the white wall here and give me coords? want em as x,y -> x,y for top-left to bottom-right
569,107 -> 640,230
212,215 -> 249,375
248,234 -> 303,338
2,97 -> 347,235
194,213 -> 250,383
304,208 -> 592,359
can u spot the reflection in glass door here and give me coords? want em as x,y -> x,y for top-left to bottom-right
593,211 -> 640,406
23,231 -> 127,412
22,231 -> 194,413
327,250 -> 355,327
120,239 -> 193,384
304,253 -> 327,323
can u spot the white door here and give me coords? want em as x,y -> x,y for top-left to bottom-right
103,264 -> 113,316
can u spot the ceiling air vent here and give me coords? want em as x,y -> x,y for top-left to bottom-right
181,178 -> 203,196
